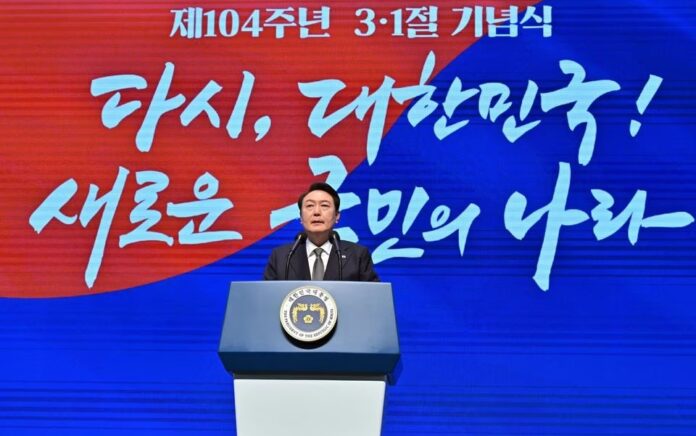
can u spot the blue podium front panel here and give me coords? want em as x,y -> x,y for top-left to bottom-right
219,281 -> 400,379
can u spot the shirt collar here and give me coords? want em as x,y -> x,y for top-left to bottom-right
305,239 -> 332,257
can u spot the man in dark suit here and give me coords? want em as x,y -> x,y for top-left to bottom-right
264,182 -> 379,281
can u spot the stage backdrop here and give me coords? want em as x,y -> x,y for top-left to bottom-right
1,0 -> 696,434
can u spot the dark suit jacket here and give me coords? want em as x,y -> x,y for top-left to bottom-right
264,240 -> 379,281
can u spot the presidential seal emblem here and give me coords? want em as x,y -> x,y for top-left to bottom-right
280,286 -> 338,343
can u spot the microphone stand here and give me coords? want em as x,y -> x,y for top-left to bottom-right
285,232 -> 306,280
331,231 -> 343,281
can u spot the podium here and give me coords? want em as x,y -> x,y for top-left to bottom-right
218,281 -> 401,436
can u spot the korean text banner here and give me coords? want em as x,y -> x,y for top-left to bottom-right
1,0 -> 695,434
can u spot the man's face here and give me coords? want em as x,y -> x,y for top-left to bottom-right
300,189 -> 340,242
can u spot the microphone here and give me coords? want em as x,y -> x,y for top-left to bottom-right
285,232 -> 306,280
330,231 -> 343,281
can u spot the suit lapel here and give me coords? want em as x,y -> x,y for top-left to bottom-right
289,242 -> 311,280
323,242 -> 347,281
290,241 -> 349,281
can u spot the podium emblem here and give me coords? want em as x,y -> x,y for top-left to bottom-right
280,286 -> 338,342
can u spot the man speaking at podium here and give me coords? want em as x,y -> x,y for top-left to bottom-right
264,182 -> 379,282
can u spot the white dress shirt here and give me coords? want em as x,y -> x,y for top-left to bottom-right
305,239 -> 332,278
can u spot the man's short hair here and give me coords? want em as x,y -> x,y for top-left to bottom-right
297,182 -> 341,211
